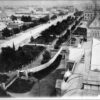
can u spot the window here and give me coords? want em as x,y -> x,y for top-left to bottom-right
82,83 -> 100,91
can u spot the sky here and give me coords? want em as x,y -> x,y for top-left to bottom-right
0,0 -> 98,10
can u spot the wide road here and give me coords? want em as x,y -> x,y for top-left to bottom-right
0,13 -> 73,51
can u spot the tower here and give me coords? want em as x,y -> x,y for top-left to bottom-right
93,0 -> 97,17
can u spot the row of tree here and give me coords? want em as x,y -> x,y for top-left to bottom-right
30,15 -> 76,45
54,12 -> 85,49
10,15 -> 50,22
54,30 -> 70,49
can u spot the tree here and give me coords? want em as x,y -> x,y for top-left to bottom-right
21,16 -> 32,22
10,15 -> 17,21
30,36 -> 35,43
41,50 -> 51,64
54,44 -> 60,49
1,46 -> 16,60
74,11 -> 83,17
21,24 -> 28,31
39,15 -> 49,23
71,24 -> 76,31
51,15 -> 57,20
2,28 -> 11,37
11,28 -> 20,34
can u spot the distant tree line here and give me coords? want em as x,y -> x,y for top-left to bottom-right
2,11 -> 83,38
1,15 -> 50,38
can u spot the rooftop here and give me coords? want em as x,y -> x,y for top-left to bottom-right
62,39 -> 100,96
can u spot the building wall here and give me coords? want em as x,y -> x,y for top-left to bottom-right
83,4 -> 100,21
87,29 -> 100,38
83,12 -> 95,21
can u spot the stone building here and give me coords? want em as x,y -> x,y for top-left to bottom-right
87,14 -> 100,39
83,4 -> 100,22
84,1 -> 100,39
83,5 -> 95,21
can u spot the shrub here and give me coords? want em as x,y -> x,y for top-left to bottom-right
41,50 -> 51,64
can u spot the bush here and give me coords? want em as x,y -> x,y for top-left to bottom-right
41,50 -> 51,64
2,28 -> 11,37
32,15 -> 75,45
